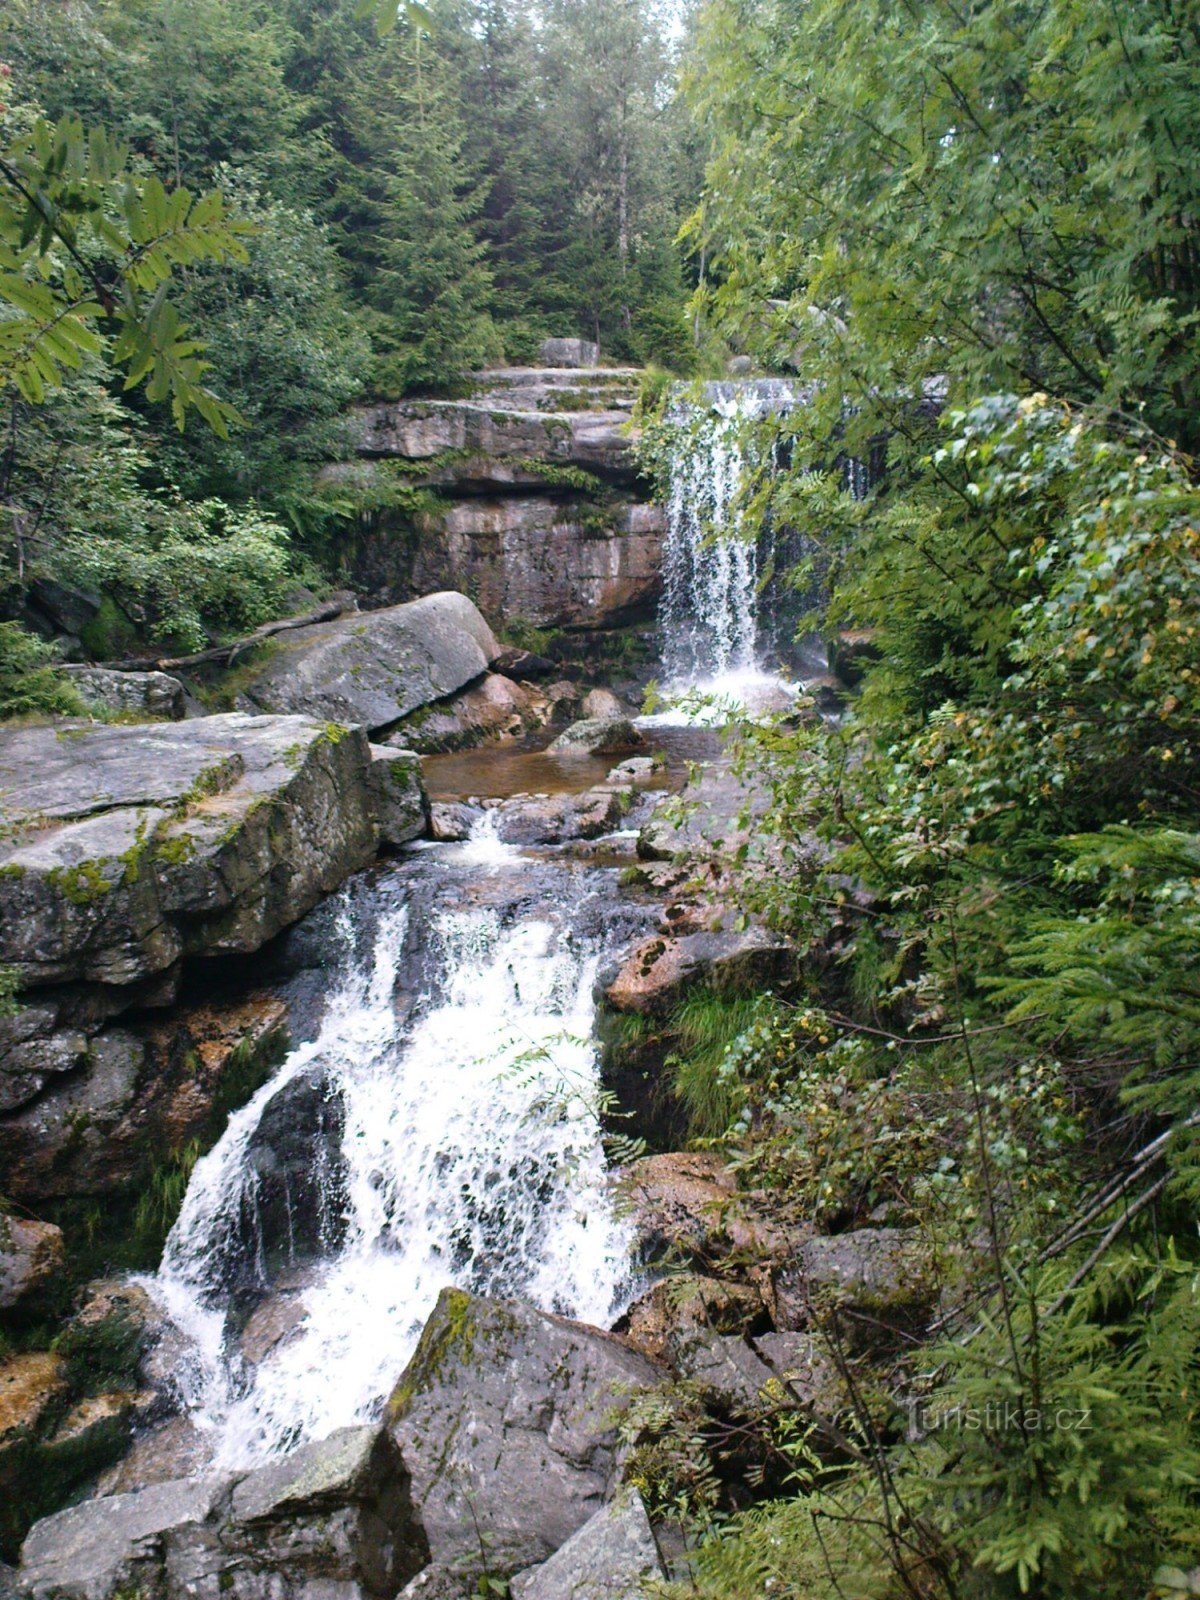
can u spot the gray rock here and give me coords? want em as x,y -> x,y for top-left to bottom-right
509,1490 -> 664,1600
428,802 -> 481,842
17,1478 -> 223,1600
387,1289 -> 663,1583
237,593 -> 499,733
752,1332 -> 843,1420
61,667 -> 185,722
399,1567 -> 474,1600
491,648 -> 556,682
0,715 -> 379,990
493,788 -> 626,846
0,1003 -> 88,1113
674,1334 -> 776,1415
356,402 -> 636,487
774,1228 -> 936,1347
605,757 -> 661,788
26,579 -> 100,638
537,338 -> 600,368
16,1427 -> 427,1600
0,1218 -> 64,1311
369,746 -> 429,846
550,718 -> 645,756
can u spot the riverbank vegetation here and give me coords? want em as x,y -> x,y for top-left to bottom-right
643,2 -> 1200,1595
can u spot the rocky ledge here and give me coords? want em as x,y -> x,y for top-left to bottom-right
342,365 -> 664,628
0,714 -> 427,1200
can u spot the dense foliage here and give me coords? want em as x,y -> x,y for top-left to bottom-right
630,2 -> 1200,1596
0,0 -> 694,684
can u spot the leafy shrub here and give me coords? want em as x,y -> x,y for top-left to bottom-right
0,623 -> 85,719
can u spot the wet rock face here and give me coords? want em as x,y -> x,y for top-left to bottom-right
0,991 -> 289,1204
411,498 -> 663,631
387,1289 -> 664,1584
235,592 -> 500,733
14,1424 -> 428,1600
509,1489 -> 665,1600
344,367 -> 664,628
0,1220 -> 64,1312
491,788 -> 628,846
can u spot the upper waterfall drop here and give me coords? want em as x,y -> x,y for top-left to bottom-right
655,379 -> 803,713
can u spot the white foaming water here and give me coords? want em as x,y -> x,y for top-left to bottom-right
656,383 -> 800,721
445,806 -> 522,869
147,875 -> 633,1470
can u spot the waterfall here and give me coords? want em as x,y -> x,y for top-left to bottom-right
654,378 -> 872,716
146,840 -> 637,1470
660,385 -> 784,692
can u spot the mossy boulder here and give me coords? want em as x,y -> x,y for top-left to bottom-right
0,714 -> 382,990
386,1289 -> 664,1585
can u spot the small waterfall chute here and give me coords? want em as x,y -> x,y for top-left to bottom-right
145,859 -> 636,1470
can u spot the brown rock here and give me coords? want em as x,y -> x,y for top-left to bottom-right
614,1273 -> 768,1364
623,1153 -> 801,1272
0,995 -> 287,1201
605,928 -> 795,1018
0,1352 -> 65,1439
399,673 -> 551,754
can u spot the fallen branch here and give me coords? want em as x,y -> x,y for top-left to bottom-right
99,594 -> 353,673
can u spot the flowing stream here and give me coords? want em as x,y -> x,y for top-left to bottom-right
144,377 -> 808,1474
146,840 -> 647,1469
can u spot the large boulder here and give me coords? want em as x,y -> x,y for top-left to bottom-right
370,746 -> 430,845
60,667 -> 185,723
0,715 -> 383,990
386,1289 -> 664,1584
550,718 -> 644,756
774,1228 -> 938,1348
509,1489 -> 665,1600
393,672 -> 550,754
492,788 -> 627,846
14,1425 -> 428,1600
604,927 -> 795,1018
236,593 -> 499,733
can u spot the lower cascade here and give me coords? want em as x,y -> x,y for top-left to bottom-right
146,835 -> 639,1470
